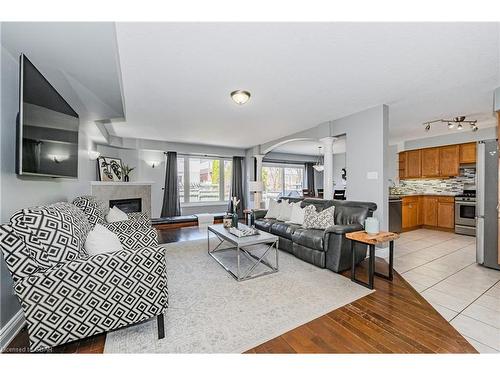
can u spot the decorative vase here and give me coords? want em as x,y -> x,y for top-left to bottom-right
231,212 -> 239,228
124,175 -> 129,182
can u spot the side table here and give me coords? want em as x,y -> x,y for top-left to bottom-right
345,231 -> 399,289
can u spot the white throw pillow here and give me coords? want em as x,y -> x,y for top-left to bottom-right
264,199 -> 281,219
106,206 -> 129,223
85,224 -> 123,255
287,202 -> 306,225
277,200 -> 294,221
303,205 -> 335,230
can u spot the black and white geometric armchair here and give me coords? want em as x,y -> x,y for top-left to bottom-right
0,199 -> 168,352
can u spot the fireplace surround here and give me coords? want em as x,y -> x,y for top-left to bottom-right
91,181 -> 153,217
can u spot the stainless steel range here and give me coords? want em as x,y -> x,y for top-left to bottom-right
455,188 -> 476,236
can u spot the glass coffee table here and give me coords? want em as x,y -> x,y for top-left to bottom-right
207,224 -> 279,281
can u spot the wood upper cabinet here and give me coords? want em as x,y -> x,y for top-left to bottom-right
439,145 -> 460,177
421,147 -> 440,177
437,197 -> 455,229
422,197 -> 438,226
406,150 -> 422,178
398,152 -> 407,179
459,142 -> 476,164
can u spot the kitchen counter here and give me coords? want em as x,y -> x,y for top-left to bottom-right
389,192 -> 458,199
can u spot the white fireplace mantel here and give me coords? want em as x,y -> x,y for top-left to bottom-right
90,181 -> 154,217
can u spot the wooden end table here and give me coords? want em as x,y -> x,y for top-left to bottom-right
345,231 -> 399,289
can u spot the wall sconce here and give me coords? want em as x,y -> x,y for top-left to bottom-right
149,161 -> 161,168
48,154 -> 68,163
88,150 -> 101,160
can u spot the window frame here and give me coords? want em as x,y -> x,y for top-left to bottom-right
178,154 -> 233,206
262,162 -> 305,200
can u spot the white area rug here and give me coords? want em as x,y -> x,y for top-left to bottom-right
104,237 -> 372,353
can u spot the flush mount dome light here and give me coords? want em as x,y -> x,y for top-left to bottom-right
230,90 -> 251,105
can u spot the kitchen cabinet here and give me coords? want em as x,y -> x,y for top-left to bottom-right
398,142 -> 476,180
402,196 -> 419,229
421,147 -> 440,177
398,152 -> 407,179
459,142 -> 476,164
422,197 -> 438,226
437,197 -> 455,229
406,150 -> 422,178
439,145 -> 460,177
401,195 -> 455,232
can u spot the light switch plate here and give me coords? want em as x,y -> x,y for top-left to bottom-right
367,171 -> 378,180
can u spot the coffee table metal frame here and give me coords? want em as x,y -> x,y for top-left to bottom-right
207,224 -> 279,281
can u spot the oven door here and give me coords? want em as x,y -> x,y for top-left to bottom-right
455,201 -> 476,226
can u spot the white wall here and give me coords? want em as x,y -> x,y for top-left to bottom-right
331,105 -> 389,229
1,45 -> 98,329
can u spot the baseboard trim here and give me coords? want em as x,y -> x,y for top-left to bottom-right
0,309 -> 25,352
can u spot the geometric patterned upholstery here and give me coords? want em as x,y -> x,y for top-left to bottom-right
14,246 -> 168,352
0,199 -> 168,352
0,225 -> 40,284
10,202 -> 91,268
72,195 -> 109,227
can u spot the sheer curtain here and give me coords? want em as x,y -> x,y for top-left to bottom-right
161,151 -> 181,217
227,156 -> 245,217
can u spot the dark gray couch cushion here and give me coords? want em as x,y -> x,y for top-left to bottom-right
291,228 -> 324,251
270,221 -> 301,240
254,218 -> 277,232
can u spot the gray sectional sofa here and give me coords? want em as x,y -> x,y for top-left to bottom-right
253,198 -> 377,272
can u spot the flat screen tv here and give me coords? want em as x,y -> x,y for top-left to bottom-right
17,54 -> 79,178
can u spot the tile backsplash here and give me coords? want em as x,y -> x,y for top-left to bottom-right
390,168 -> 476,195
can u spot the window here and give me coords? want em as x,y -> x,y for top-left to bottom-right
262,163 -> 304,204
224,160 -> 232,201
177,157 -> 185,203
178,156 -> 232,204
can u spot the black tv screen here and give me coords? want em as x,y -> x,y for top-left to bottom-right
17,54 -> 79,178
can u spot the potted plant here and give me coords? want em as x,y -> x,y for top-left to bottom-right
122,164 -> 135,182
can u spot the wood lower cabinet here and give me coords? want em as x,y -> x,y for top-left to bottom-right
421,147 -> 440,177
437,197 -> 455,229
439,145 -> 460,177
402,196 -> 419,230
422,197 -> 438,226
402,195 -> 455,232
459,142 -> 476,164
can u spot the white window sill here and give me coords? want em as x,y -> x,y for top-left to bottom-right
180,201 -> 229,208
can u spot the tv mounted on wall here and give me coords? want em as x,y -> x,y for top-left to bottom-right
16,54 -> 79,178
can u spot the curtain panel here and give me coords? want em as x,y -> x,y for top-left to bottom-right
161,151 -> 181,217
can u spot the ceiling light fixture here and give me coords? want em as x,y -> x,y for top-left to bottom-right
230,90 -> 251,105
422,116 -> 477,133
313,146 -> 324,172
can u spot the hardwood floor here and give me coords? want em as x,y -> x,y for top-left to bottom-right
3,226 -> 476,354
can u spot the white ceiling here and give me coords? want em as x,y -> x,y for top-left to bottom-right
112,22 -> 499,148
2,22 -> 499,149
272,137 -> 346,155
1,22 -> 124,120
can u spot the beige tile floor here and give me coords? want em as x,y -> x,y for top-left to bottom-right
391,229 -> 500,353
